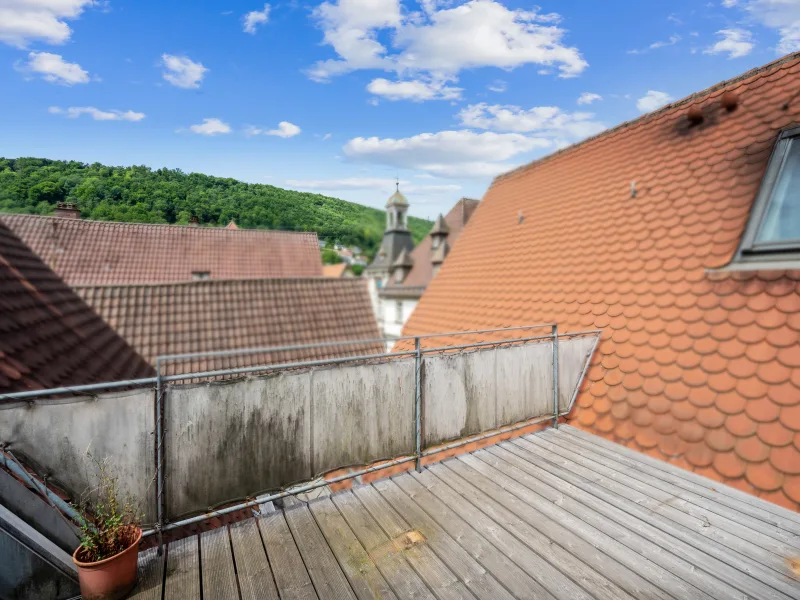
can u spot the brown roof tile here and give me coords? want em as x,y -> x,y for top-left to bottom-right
75,278 -> 382,377
401,53 -> 800,510
0,221 -> 154,394
0,214 -> 323,285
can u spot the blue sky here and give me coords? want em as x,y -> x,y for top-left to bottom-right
1,0 -> 798,219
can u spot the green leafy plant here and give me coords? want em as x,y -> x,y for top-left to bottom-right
73,452 -> 141,563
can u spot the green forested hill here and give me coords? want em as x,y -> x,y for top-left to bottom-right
0,157 -> 432,257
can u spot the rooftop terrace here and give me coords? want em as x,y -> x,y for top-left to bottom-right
130,425 -> 800,600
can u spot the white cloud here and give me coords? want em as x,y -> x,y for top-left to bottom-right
366,77 -> 462,101
487,79 -> 507,93
243,4 -> 270,34
266,121 -> 301,138
285,177 -> 461,194
457,103 -> 605,141
628,34 -> 681,54
577,92 -> 602,105
322,133 -> 332,140
18,51 -> 89,84
704,28 -> 754,58
309,0 -> 587,86
343,129 -> 551,178
161,54 -> 208,88
722,0 -> 738,6
0,0 -> 93,48
741,0 -> 800,54
188,118 -> 231,135
49,106 -> 145,121
636,90 -> 674,113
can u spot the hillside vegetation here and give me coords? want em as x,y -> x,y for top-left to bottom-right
0,157 -> 432,257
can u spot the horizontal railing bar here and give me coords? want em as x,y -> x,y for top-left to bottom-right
0,328 -> 600,401
159,350 -> 418,383
421,413 -> 556,456
0,377 -> 158,401
156,323 -> 557,363
143,455 -> 418,536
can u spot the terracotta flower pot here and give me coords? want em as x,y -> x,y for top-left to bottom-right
72,528 -> 142,600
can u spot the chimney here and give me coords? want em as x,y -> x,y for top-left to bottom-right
188,216 -> 200,227
54,202 -> 81,219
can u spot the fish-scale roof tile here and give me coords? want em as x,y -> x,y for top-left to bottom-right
400,53 -> 800,511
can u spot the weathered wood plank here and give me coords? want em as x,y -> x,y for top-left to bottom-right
200,527 -> 239,600
395,470 -> 594,600
372,476 -> 519,600
408,467 -> 636,600
520,433 -> 800,584
543,428 -> 800,554
128,545 -> 164,600
353,484 -> 477,600
332,490 -> 435,600
163,535 -> 200,600
432,460 -> 675,600
284,503 -> 358,600
308,496 -> 398,600
496,440 -> 797,599
451,454 -> 711,600
559,425 -> 800,531
230,519 -> 280,600
469,449 -> 744,600
259,511 -> 319,600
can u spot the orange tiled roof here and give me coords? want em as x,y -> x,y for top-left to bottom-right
323,263 -> 349,277
0,220 -> 154,394
76,278 -> 382,376
402,53 -> 800,511
0,214 -> 323,285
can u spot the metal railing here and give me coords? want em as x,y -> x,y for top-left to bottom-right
0,323 -> 601,555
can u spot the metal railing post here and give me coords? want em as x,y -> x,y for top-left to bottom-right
414,337 -> 422,472
552,324 -> 559,429
155,359 -> 165,555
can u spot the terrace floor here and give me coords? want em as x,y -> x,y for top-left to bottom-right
130,425 -> 800,600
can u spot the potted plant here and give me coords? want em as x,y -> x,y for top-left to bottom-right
72,453 -> 142,600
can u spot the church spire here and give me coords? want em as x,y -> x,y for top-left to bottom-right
385,182 -> 409,232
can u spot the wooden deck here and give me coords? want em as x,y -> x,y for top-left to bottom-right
130,425 -> 800,600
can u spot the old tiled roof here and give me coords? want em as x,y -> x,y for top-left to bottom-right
0,214 -> 323,285
323,263 -> 349,277
402,54 -> 800,510
76,278 -> 383,377
381,198 -> 479,297
0,221 -> 154,394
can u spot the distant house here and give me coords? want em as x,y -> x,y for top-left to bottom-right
366,191 -> 479,339
0,220 -> 154,394
76,278 -> 382,376
402,54 -> 800,511
323,263 -> 355,278
0,213 -> 323,285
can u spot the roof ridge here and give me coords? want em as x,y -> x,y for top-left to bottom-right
73,276 -> 362,289
2,213 -> 317,237
493,51 -> 800,184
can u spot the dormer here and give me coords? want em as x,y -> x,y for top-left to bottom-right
391,248 -> 414,283
430,213 -> 449,250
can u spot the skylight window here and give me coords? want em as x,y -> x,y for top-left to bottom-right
738,127 -> 800,262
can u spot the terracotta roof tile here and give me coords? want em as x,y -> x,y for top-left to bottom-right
400,53 -> 800,511
0,214 -> 323,285
0,221 -> 154,394
76,278 -> 382,377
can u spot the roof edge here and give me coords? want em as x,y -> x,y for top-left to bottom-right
73,276 -> 366,290
0,213 -> 320,238
492,51 -> 800,185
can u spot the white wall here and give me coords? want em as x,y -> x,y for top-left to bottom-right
381,297 -> 418,338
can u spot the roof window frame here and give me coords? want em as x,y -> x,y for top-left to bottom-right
734,125 -> 800,265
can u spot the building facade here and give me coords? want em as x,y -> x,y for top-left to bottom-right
366,190 -> 479,340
